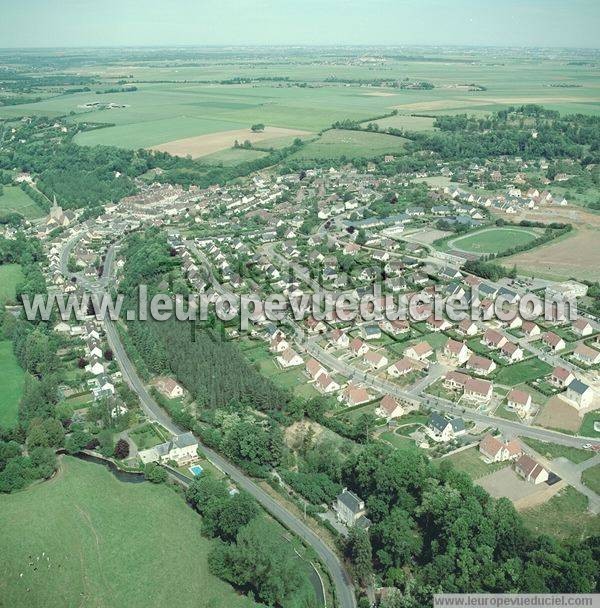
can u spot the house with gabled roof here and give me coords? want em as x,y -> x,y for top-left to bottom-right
522,321 -> 540,337
500,341 -> 524,363
350,338 -> 369,357
306,358 -> 327,381
316,372 -> 340,394
138,432 -> 198,466
565,379 -> 594,409
507,389 -> 533,417
573,344 -> 600,366
466,354 -> 496,376
515,454 -> 549,485
339,383 -> 371,406
457,319 -> 478,337
376,395 -> 405,420
387,358 -> 415,378
573,318 -> 593,337
482,328 -> 507,349
464,377 -> 493,402
405,341 -> 433,361
364,350 -> 388,370
329,328 -> 350,349
551,366 -> 574,388
427,413 -> 466,442
542,331 -> 565,352
277,347 -> 303,368
443,339 -> 471,364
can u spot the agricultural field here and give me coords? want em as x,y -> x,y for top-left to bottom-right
0,456 -> 259,608
0,340 -> 24,428
198,147 -> 270,166
444,227 -> 540,255
367,113 -> 436,132
291,129 -> 408,160
502,228 -> 600,281
0,263 -> 24,303
0,186 -> 46,219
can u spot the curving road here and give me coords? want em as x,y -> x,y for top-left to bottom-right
86,242 -> 357,608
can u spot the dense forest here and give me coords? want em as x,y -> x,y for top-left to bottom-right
120,230 -> 290,412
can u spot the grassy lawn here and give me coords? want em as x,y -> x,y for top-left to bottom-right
445,227 -> 539,255
0,456 -> 258,608
0,263 -> 24,303
379,430 -> 417,450
441,447 -> 509,480
520,486 -> 600,540
521,437 -> 593,464
494,358 -> 552,386
0,340 -> 24,428
0,186 -> 46,219
580,411 -> 600,438
581,465 -> 600,496
129,422 -> 168,450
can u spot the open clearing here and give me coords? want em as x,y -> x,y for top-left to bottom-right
0,186 -> 46,219
0,263 -> 24,303
519,486 -> 600,540
0,340 -> 23,428
152,126 -> 312,158
292,129 -> 409,160
445,227 -> 539,255
582,465 -> 600,496
535,396 -> 582,433
0,456 -> 257,608
494,358 -> 552,386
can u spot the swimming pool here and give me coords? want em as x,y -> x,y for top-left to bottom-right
189,465 -> 203,477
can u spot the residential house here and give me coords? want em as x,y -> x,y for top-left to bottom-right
154,377 -> 185,399
270,334 -> 290,353
335,489 -> 368,527
444,371 -> 470,390
427,413 -> 466,442
364,350 -> 389,370
507,389 -> 533,417
522,321 -> 540,337
306,316 -> 327,334
405,341 -> 433,361
466,354 -> 496,376
350,338 -> 370,357
443,339 -> 471,364
306,358 -> 327,381
379,319 -> 410,336
479,434 -> 509,463
574,318 -> 594,337
277,347 -> 303,368
573,344 -> 600,366
464,377 -> 493,402
387,358 -> 415,378
500,341 -> 524,363
542,331 -> 565,352
515,454 -> 549,485
483,328 -> 507,349
376,395 -> 405,420
316,373 -> 340,394
138,432 -> 199,466
329,329 -> 350,349
457,319 -> 478,337
339,383 -> 371,406
551,366 -> 574,388
361,325 -> 382,341
565,379 -> 594,409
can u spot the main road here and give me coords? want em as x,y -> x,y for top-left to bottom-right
78,241 -> 358,608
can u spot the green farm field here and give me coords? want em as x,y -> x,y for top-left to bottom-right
0,340 -> 24,428
0,186 -> 46,219
1,51 -> 597,154
445,227 -> 540,255
292,128 -> 408,160
0,456 -> 259,608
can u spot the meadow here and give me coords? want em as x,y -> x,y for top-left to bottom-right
291,128 -> 408,160
0,340 -> 24,428
0,456 -> 259,608
0,186 -> 46,219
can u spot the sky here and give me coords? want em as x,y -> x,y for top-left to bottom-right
0,0 -> 598,48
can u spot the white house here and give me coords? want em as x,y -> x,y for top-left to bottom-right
138,432 -> 198,466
